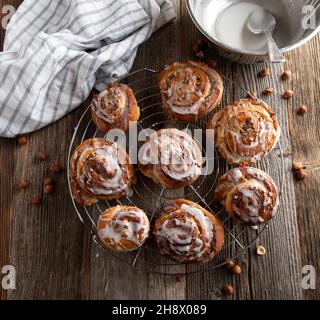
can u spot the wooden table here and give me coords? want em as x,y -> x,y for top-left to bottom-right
1,0 -> 319,300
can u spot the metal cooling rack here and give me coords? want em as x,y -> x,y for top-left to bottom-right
67,67 -> 285,276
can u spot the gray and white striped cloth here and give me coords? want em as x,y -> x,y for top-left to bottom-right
0,0 -> 175,137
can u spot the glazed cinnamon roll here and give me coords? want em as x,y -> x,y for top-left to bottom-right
97,206 -> 150,252
138,129 -> 203,189
70,138 -> 135,206
208,99 -> 281,165
91,83 -> 140,133
158,61 -> 223,121
154,199 -> 224,263
214,167 -> 280,226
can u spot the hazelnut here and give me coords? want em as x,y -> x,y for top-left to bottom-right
223,285 -> 234,296
258,68 -> 270,78
18,136 -> 28,145
175,275 -> 183,283
257,245 -> 267,256
282,70 -> 292,80
297,105 -> 308,115
247,91 -> 257,99
31,195 -> 41,206
207,59 -> 217,69
196,51 -> 205,60
36,151 -> 47,161
292,161 -> 304,172
19,178 -> 28,189
231,265 -> 242,276
44,177 -> 54,186
283,90 -> 294,99
44,184 -> 54,195
225,260 -> 235,270
50,163 -> 61,173
263,87 -> 273,95
295,169 -> 307,181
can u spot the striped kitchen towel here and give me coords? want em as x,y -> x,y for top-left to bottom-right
0,0 -> 176,137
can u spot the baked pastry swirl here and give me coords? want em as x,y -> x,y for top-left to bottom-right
138,128 -> 203,189
70,138 -> 135,206
214,167 -> 280,226
97,206 -> 150,252
158,61 -> 223,121
154,199 -> 224,263
208,99 -> 281,165
91,83 -> 140,133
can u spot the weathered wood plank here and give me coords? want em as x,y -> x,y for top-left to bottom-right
286,35 -> 320,299
0,0 -> 19,300
7,100 -> 93,299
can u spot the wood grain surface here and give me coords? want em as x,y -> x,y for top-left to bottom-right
0,0 -> 319,300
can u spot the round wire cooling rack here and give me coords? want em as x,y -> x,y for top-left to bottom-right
67,67 -> 285,276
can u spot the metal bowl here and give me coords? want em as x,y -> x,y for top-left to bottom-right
187,0 -> 320,64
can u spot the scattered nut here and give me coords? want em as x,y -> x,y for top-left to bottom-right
282,70 -> 292,80
31,195 -> 41,206
50,163 -> 61,173
225,260 -> 235,270
18,136 -> 28,145
223,285 -> 234,296
247,91 -> 257,99
231,265 -> 242,276
257,245 -> 267,256
283,90 -> 294,99
258,68 -> 270,78
292,161 -> 304,172
196,51 -> 205,60
44,177 -> 54,186
44,184 -> 54,195
175,275 -> 184,283
207,59 -> 217,69
297,105 -> 308,115
19,178 -> 28,189
36,151 -> 47,161
295,169 -> 308,181
263,87 -> 273,95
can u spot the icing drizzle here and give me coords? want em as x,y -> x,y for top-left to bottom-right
139,129 -> 202,183
156,203 -> 215,262
98,207 -> 149,251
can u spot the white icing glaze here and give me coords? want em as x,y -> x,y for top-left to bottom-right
139,129 -> 202,182
92,86 -> 127,124
77,141 -> 129,196
157,203 -> 214,262
213,100 -> 280,164
161,66 -> 216,115
98,208 -> 149,250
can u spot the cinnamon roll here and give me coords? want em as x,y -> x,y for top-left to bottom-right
91,83 -> 140,133
138,129 -> 203,189
208,99 -> 281,165
70,138 -> 135,206
97,206 -> 150,252
158,61 -> 223,121
214,167 -> 280,226
154,199 -> 224,263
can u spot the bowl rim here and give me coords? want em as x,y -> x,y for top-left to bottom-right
186,0 -> 320,57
